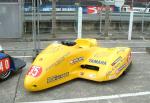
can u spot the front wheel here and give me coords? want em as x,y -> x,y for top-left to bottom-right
0,70 -> 11,80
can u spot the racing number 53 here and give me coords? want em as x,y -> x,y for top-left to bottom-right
28,66 -> 42,77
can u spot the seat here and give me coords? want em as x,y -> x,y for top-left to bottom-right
75,38 -> 98,47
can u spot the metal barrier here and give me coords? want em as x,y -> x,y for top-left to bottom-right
0,0 -> 150,58
23,12 -> 150,40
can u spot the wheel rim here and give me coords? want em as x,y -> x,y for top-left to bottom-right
0,70 -> 11,79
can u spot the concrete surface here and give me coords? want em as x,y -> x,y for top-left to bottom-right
0,40 -> 150,103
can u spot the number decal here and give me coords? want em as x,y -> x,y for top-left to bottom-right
0,58 -> 10,73
0,62 -> 4,72
5,59 -> 10,70
27,66 -> 42,77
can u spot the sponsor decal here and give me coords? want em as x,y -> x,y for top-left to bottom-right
70,57 -> 84,64
109,75 -> 116,79
80,72 -> 84,76
127,52 -> 131,63
106,71 -> 112,76
39,58 -> 43,61
89,74 -> 96,78
49,45 -> 62,53
113,62 -> 121,69
116,64 -> 126,74
87,6 -> 98,14
117,48 -> 126,53
87,6 -> 114,14
111,56 -> 122,66
0,58 -> 10,73
93,54 -> 101,58
46,52 -> 70,71
89,59 -> 106,65
93,52 -> 109,58
41,6 -> 76,12
27,66 -> 42,77
47,72 -> 69,83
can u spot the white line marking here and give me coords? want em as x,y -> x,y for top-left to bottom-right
101,41 -> 150,43
12,56 -> 33,58
131,52 -> 147,54
18,91 -> 150,103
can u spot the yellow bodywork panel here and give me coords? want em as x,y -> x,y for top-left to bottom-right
24,38 -> 132,91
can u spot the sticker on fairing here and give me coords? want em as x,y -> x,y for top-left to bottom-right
116,64 -> 126,74
127,53 -> 131,63
70,57 -> 84,64
111,56 -> 122,66
0,58 -> 10,73
27,66 -> 42,77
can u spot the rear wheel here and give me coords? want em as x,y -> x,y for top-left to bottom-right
0,70 -> 11,80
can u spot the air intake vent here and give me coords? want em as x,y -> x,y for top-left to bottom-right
81,65 -> 99,71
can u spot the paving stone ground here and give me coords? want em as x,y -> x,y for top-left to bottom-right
0,40 -> 150,103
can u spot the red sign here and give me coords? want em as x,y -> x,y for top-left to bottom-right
0,58 -> 10,74
27,65 -> 42,77
87,6 -> 114,14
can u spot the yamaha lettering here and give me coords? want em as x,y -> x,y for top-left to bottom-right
47,72 -> 69,83
89,59 -> 106,65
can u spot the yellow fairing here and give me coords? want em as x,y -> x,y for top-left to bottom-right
24,38 -> 132,91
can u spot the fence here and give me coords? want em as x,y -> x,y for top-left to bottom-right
22,0 -> 150,40
0,0 -> 150,58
